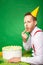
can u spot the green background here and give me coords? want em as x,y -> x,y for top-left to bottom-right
0,0 -> 43,51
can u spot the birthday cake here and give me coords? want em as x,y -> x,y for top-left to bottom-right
2,46 -> 22,60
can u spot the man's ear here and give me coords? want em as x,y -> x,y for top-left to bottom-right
35,21 -> 37,26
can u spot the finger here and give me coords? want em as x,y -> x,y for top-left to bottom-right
8,60 -> 12,62
22,30 -> 26,34
23,30 -> 26,33
8,58 -> 14,62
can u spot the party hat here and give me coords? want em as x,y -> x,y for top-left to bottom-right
31,6 -> 39,17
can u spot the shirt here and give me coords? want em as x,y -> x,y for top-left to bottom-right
21,26 -> 43,64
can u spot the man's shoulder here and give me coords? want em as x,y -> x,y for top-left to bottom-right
34,26 -> 42,36
36,26 -> 42,30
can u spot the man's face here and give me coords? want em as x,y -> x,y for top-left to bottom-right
24,15 -> 37,32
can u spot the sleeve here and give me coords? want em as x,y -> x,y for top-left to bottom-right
21,32 -> 43,64
34,32 -> 43,56
21,56 -> 43,64
23,36 -> 31,51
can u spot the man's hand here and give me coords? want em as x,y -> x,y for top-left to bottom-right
8,57 -> 21,63
21,30 -> 28,43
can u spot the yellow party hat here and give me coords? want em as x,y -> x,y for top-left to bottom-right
31,6 -> 39,17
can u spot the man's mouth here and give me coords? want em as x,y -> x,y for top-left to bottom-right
25,28 -> 29,32
26,27 -> 29,29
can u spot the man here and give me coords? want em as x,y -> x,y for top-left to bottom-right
8,7 -> 43,65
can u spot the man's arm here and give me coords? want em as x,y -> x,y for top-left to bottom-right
22,30 -> 31,50
8,56 -> 43,64
33,32 -> 43,56
23,36 -> 31,50
21,56 -> 43,64
21,32 -> 43,64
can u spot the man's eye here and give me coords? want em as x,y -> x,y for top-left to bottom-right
24,21 -> 31,24
27,21 -> 31,23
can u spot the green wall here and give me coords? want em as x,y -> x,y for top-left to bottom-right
0,0 -> 43,51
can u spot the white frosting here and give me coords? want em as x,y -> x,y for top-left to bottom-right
2,46 -> 22,60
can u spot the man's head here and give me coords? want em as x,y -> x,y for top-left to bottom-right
24,12 -> 37,32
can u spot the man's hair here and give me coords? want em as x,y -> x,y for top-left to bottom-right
24,12 -> 37,21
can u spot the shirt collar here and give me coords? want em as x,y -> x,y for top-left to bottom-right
30,26 -> 39,36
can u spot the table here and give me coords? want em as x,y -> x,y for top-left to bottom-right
0,51 -> 32,65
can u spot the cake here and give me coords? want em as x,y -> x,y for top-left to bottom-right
2,46 -> 22,60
